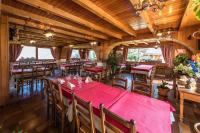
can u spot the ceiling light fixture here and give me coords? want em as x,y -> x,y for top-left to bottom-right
155,28 -> 175,39
44,28 -> 54,39
30,40 -> 36,44
90,41 -> 98,47
134,0 -> 167,15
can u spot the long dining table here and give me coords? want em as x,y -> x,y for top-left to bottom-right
49,76 -> 174,133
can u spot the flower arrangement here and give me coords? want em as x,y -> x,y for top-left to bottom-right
192,53 -> 200,63
174,63 -> 195,77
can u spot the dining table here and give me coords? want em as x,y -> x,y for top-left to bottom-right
131,65 -> 154,77
49,76 -> 175,133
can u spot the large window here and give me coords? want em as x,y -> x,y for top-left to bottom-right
38,48 -> 54,60
70,49 -> 80,59
88,50 -> 97,61
127,47 -> 164,62
17,46 -> 36,61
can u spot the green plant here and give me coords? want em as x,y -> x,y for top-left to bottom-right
157,80 -> 169,89
174,63 -> 195,77
173,54 -> 188,66
106,52 -> 119,74
192,0 -> 200,20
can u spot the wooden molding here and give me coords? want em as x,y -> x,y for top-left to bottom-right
73,0 -> 136,37
2,4 -> 108,40
16,0 -> 122,39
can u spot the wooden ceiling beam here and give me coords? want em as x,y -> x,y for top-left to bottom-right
179,0 -> 198,29
16,0 -> 122,39
129,0 -> 155,33
19,30 -> 76,42
72,0 -> 136,37
2,4 -> 108,40
19,34 -> 71,44
8,17 -> 93,41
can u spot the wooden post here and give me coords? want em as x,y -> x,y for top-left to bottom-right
0,15 -> 9,106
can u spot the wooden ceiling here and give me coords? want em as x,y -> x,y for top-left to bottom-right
1,0 -> 199,46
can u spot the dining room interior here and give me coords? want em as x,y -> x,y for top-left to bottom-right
0,0 -> 200,133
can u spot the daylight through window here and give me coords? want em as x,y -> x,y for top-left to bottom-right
70,49 -> 80,59
127,47 -> 165,62
38,48 -> 54,60
17,46 -> 36,61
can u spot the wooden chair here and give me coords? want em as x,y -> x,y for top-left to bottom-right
17,66 -> 34,96
72,93 -> 96,133
51,81 -> 68,133
43,78 -> 55,121
99,104 -> 136,133
131,73 -> 152,97
195,123 -> 200,133
112,77 -> 128,90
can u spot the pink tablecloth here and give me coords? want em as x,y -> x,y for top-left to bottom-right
84,67 -> 104,73
132,65 -> 153,72
61,79 -> 126,109
109,92 -> 173,133
51,77 -> 173,133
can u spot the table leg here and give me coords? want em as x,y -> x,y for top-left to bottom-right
180,93 -> 184,121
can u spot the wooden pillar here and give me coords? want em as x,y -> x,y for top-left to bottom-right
0,15 -> 9,106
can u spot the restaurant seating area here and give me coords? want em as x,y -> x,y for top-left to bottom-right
0,0 -> 200,133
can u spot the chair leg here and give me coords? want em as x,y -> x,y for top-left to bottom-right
61,112 -> 65,133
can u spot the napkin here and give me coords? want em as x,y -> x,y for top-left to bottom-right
85,76 -> 93,83
67,82 -> 75,90
58,79 -> 65,84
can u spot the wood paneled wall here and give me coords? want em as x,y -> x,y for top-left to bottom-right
0,15 -> 9,106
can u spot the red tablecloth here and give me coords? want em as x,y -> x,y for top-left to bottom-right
109,92 -> 173,133
132,65 -> 153,72
84,67 -> 104,73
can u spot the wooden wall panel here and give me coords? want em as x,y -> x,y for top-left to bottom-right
0,15 -> 9,106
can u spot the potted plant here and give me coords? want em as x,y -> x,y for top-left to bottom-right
192,0 -> 200,20
173,54 -> 188,66
157,80 -> 170,97
106,52 -> 119,75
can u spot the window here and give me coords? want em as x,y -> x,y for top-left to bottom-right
127,47 -> 164,62
38,48 -> 54,60
70,49 -> 80,59
17,46 -> 36,61
88,50 -> 97,61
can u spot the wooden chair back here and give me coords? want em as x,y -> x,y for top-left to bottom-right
112,77 -> 128,90
72,93 -> 96,133
132,73 -> 152,97
99,104 -> 136,133
194,123 -> 200,133
50,81 -> 64,107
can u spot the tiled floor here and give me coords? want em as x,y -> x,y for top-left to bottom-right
0,73 -> 199,133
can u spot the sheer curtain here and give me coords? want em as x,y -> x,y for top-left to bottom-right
160,44 -> 173,67
9,44 -> 23,62
51,47 -> 56,59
